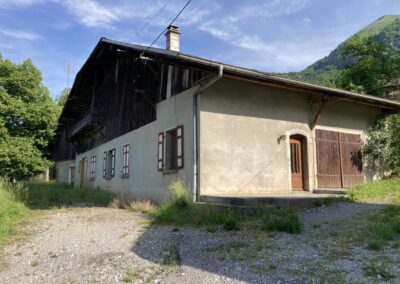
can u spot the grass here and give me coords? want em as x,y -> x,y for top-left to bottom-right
363,259 -> 395,280
348,179 -> 400,204
314,196 -> 352,207
152,180 -> 301,234
366,205 -> 400,250
122,268 -> 143,282
0,183 -> 28,248
4,181 -> 115,209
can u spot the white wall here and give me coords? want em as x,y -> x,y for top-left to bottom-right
55,86 -> 195,203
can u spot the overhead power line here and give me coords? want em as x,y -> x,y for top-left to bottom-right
132,0 -> 174,40
144,0 -> 192,52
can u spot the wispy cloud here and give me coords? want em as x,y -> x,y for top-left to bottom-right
0,0 -> 46,9
0,28 -> 42,40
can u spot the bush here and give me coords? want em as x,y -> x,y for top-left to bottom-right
260,207 -> 302,234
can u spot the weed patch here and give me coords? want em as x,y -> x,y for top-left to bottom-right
349,179 -> 400,203
314,196 -> 352,207
363,259 -> 394,280
258,208 -> 302,234
366,205 -> 400,249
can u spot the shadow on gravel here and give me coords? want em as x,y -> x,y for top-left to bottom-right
130,201 -> 396,283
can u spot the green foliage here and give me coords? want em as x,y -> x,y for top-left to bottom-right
363,259 -> 395,280
314,196 -> 352,207
57,87 -> 70,107
259,207 -> 302,234
0,53 -> 60,178
364,205 -> 400,250
363,113 -> 400,179
348,179 -> 400,203
285,15 -> 400,88
2,180 -> 114,209
0,179 -> 27,247
337,35 -> 400,96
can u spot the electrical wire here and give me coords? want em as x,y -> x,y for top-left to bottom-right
144,0 -> 192,52
132,0 -> 174,40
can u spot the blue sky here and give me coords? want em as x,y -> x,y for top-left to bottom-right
0,0 -> 399,100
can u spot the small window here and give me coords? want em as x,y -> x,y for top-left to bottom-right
89,156 -> 96,180
165,128 -> 177,170
161,125 -> 184,172
103,149 -> 116,179
122,144 -> 130,177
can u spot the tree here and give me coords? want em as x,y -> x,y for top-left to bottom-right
0,53 -> 60,179
57,87 -> 71,107
337,35 -> 400,96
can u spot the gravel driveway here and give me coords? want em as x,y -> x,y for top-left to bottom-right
0,202 -> 399,283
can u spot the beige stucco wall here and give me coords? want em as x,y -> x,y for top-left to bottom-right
55,86 -> 195,203
55,160 -> 75,184
198,77 -> 381,196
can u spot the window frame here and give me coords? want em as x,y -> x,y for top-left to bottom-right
122,144 -> 130,177
103,149 -> 116,179
159,125 -> 184,172
89,155 -> 96,180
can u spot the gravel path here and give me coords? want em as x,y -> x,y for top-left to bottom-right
0,202 -> 399,283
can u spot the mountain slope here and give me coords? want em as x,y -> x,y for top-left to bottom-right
285,15 -> 400,86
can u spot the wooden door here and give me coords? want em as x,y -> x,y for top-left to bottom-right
80,158 -> 87,187
316,129 -> 363,188
290,138 -> 304,190
70,167 -> 75,186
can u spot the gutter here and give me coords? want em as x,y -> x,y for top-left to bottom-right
192,65 -> 224,203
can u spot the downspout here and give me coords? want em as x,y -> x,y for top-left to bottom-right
193,65 -> 223,203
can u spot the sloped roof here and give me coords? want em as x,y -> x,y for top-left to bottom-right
60,37 -> 400,124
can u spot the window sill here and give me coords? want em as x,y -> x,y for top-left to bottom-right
89,178 -> 95,181
104,176 -> 114,180
121,174 -> 129,179
163,169 -> 177,174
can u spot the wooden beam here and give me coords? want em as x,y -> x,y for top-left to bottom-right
310,99 -> 328,130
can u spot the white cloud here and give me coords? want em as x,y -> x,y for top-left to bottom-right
303,17 -> 312,23
0,28 -> 42,40
0,0 -> 46,9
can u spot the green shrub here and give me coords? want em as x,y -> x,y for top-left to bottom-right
367,239 -> 383,250
348,179 -> 400,204
261,208 -> 302,234
223,217 -> 240,231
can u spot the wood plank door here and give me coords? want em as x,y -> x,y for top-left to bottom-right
290,137 -> 304,190
316,129 -> 363,188
80,158 -> 87,187
316,130 -> 342,188
340,133 -> 363,187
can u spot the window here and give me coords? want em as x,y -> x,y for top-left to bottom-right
89,156 -> 96,180
103,149 -> 115,178
122,144 -> 130,177
158,125 -> 183,171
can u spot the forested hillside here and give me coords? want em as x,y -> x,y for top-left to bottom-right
284,15 -> 400,86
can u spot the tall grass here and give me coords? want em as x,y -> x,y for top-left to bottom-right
3,181 -> 114,209
0,180 -> 28,247
152,180 -> 301,233
348,179 -> 400,204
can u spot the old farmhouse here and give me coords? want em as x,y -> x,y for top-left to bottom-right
53,26 -> 400,202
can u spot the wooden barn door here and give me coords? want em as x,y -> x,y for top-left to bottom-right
316,129 -> 363,188
79,158 -> 87,187
290,137 -> 304,190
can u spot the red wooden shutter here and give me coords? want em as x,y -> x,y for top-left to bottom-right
176,125 -> 184,169
158,132 -> 164,171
